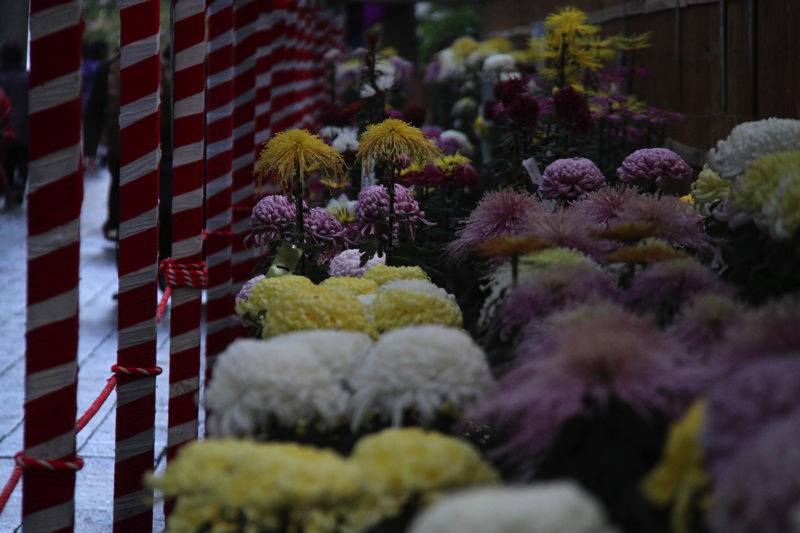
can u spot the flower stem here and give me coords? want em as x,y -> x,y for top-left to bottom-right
386,167 -> 396,265
511,254 -> 519,285
293,166 -> 305,274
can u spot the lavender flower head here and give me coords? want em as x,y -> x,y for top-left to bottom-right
703,357 -> 800,478
617,148 -> 693,187
667,293 -> 745,359
709,410 -> 800,533
497,262 -> 621,338
249,194 -> 296,246
305,207 -> 349,262
355,184 -> 429,239
327,248 -> 385,277
616,192 -> 708,250
625,258 -> 730,323
522,207 -> 607,259
447,188 -> 541,262
236,274 -> 265,303
573,186 -> 636,224
476,304 -> 698,460
540,158 -> 606,201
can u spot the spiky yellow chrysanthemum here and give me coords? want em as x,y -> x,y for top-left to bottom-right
255,129 -> 346,190
356,119 -> 441,170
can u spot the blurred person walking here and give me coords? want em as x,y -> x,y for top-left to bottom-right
0,42 -> 28,206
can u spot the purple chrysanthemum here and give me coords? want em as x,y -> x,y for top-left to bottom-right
540,158 -> 606,201
421,125 -> 443,139
236,274 -> 265,303
666,293 -> 745,360
704,357 -> 800,477
572,186 -> 636,224
327,248 -> 385,277
713,294 -> 800,365
475,304 -> 699,460
709,411 -> 800,533
617,148 -> 693,186
522,207 -> 607,259
447,188 -> 541,262
625,258 -> 730,322
306,207 -> 348,262
496,263 -> 621,338
615,192 -> 708,250
249,194 -> 296,246
355,184 -> 429,239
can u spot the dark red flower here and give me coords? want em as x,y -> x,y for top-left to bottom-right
554,86 -> 592,134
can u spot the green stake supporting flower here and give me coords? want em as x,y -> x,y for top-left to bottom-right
356,119 -> 441,263
255,129 -> 346,273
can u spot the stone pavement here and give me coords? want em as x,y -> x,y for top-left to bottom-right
0,168 -> 200,531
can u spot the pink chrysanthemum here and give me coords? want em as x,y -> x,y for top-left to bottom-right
476,304 -> 699,460
666,293 -> 745,360
572,186 -> 636,224
522,207 -> 607,259
306,207 -> 349,262
355,184 -> 430,239
617,148 -> 693,186
249,194 -> 296,246
615,192 -> 708,250
327,248 -> 385,277
540,158 -> 606,200
447,188 -> 541,262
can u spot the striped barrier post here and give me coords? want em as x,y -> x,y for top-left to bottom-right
114,0 -> 161,530
23,1 -> 84,530
165,0 -> 206,478
231,0 -> 258,298
254,0 -> 278,153
205,0 -> 235,378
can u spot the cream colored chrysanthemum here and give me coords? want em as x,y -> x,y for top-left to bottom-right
357,119 -> 441,170
320,276 -> 379,296
255,128 -> 346,190
362,264 -> 429,286
371,288 -> 463,334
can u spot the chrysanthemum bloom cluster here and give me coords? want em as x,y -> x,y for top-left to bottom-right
370,288 -> 463,334
154,439 -> 367,533
613,192 -> 708,250
447,188 -> 541,262
349,326 -> 492,427
540,157 -> 606,200
362,263 -> 429,286
235,275 -> 313,319
617,148 -> 693,188
355,184 -> 430,238
706,117 -> 800,179
488,78 -> 539,130
304,207 -> 349,258
205,332 -> 374,438
320,276 -> 379,296
351,428 -> 498,512
476,304 -> 697,459
327,249 -> 385,277
400,154 -> 478,189
263,285 -> 374,338
249,194 -> 296,246
731,150 -> 800,239
553,86 -> 592,134
410,482 -> 618,533
254,128 -> 346,189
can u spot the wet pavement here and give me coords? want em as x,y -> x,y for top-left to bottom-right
0,168 -> 188,531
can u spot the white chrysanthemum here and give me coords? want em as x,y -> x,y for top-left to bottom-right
706,118 -> 800,179
439,129 -> 474,154
349,326 -> 492,427
482,53 -> 516,72
437,48 -> 464,81
410,483 -> 619,533
328,249 -> 385,277
382,279 -> 456,302
319,126 -> 343,141
206,332 -> 373,437
332,127 -> 359,153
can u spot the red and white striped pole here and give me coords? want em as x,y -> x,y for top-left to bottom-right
114,0 -> 161,530
231,0 -> 258,297
165,0 -> 206,473
205,0 -> 235,376
23,1 -> 83,530
254,0 -> 278,153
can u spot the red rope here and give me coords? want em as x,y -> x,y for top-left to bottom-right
156,287 -> 172,323
0,466 -> 21,514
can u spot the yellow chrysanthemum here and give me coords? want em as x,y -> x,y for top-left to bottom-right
371,288 -> 463,334
263,285 -> 374,338
520,247 -> 595,271
362,264 -> 429,286
351,428 -> 498,512
691,165 -> 732,210
544,6 -> 598,39
238,275 -> 314,317
733,150 -> 800,215
320,276 -> 379,296
642,401 -> 709,533
154,439 -> 368,533
255,129 -> 346,190
356,119 -> 442,170
451,36 -> 479,60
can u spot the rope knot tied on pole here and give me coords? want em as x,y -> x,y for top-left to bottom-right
111,364 -> 164,377
14,452 -> 84,472
159,258 -> 209,289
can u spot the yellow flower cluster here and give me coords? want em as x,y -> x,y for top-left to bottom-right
362,264 -> 430,286
320,276 -> 379,296
154,439 -> 367,533
237,275 -> 314,318
642,401 -> 709,533
352,428 -> 499,513
156,430 -> 498,533
371,288 -> 463,334
263,285 -> 375,338
255,128 -> 346,190
357,118 -> 442,170
691,165 -> 732,211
